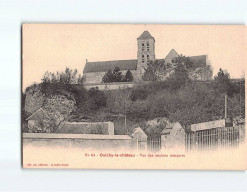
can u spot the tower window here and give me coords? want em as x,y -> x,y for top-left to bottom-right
142,54 -> 144,63
147,55 -> 150,63
147,43 -> 149,51
142,43 -> 144,51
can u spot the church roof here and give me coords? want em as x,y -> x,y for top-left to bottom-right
189,55 -> 207,68
137,31 -> 155,40
164,49 -> 207,68
83,59 -> 138,73
164,49 -> 179,62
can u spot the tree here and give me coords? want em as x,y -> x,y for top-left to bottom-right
213,68 -> 234,95
102,67 -> 124,83
108,89 -> 133,132
142,60 -> 166,81
195,63 -> 213,80
166,64 -> 190,90
174,55 -> 194,69
86,87 -> 107,110
78,75 -> 86,85
123,70 -> 133,82
41,67 -> 82,85
113,67 -> 123,82
130,88 -> 148,101
43,94 -> 77,132
102,69 -> 114,83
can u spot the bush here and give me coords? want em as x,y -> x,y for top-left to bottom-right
87,87 -> 107,109
130,88 -> 148,101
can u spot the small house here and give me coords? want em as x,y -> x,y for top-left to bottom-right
26,108 -> 51,133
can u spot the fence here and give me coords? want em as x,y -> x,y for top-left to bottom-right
147,138 -> 161,152
185,126 -> 241,151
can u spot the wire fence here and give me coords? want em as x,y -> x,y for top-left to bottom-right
185,126 -> 242,151
147,138 -> 161,152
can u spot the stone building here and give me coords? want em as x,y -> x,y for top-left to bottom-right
160,122 -> 186,151
83,31 -> 208,84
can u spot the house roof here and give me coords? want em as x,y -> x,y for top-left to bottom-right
131,127 -> 147,138
160,122 -> 185,135
191,119 -> 226,132
161,129 -> 172,134
26,108 -> 50,121
83,59 -> 138,73
137,31 -> 155,41
161,123 -> 175,134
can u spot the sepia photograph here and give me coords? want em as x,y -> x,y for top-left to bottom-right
22,24 -> 246,170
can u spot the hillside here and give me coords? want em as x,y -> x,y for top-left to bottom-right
22,71 -> 245,138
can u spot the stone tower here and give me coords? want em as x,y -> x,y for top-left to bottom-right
137,31 -> 155,80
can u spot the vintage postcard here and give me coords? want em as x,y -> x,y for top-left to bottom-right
22,24 -> 246,169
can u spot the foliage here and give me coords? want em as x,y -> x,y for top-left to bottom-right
166,64 -> 190,90
42,67 -> 81,85
102,67 -> 134,83
102,67 -> 123,82
87,87 -> 107,110
106,89 -> 132,115
24,84 -> 44,114
130,88 -> 148,101
142,60 -> 171,81
102,69 -> 115,83
143,55 -> 213,82
173,55 -> 194,69
23,66 -> 245,137
123,70 -> 134,82
213,68 -> 235,96
42,94 -> 77,132
143,118 -> 169,139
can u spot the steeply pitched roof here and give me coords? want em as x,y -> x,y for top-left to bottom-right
26,108 -> 50,121
164,49 -> 179,63
161,123 -> 175,134
137,31 -> 155,40
83,59 -> 138,73
161,122 -> 184,135
189,55 -> 207,68
132,127 -> 147,137
161,129 -> 172,134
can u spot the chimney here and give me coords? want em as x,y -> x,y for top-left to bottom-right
86,59 -> 88,63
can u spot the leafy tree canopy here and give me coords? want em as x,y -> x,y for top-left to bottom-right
102,67 -> 134,83
213,68 -> 235,96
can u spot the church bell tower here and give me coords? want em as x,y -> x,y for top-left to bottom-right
137,31 -> 155,80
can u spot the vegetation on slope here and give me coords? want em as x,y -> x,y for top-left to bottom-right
22,67 -> 245,138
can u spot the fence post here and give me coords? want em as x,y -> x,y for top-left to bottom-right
136,138 -> 139,152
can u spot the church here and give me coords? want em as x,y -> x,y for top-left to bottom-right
83,31 -> 208,84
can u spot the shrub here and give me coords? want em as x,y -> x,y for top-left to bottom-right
130,88 -> 148,101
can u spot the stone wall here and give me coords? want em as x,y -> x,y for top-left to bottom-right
23,133 -> 134,151
58,121 -> 115,135
22,127 -> 147,152
84,82 -> 135,90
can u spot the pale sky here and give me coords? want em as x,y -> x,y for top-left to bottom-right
22,24 -> 246,91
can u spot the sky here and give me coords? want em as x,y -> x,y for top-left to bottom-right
22,24 -> 246,91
